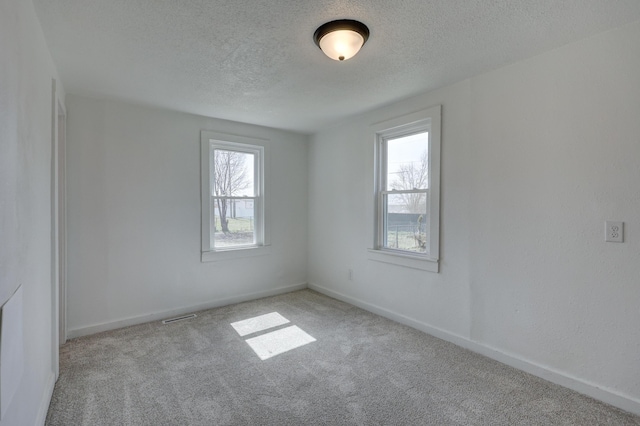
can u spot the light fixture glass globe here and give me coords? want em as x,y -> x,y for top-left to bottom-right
318,29 -> 365,61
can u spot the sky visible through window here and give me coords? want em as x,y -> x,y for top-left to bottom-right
386,132 -> 428,190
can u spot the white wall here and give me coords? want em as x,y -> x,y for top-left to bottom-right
0,0 -> 64,424
308,20 -> 640,413
65,96 -> 309,336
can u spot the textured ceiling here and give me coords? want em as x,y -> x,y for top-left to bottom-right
33,1 -> 640,133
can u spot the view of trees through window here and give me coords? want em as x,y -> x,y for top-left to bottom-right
211,149 -> 256,248
384,132 -> 429,253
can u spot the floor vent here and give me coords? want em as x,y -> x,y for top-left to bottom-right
162,314 -> 197,324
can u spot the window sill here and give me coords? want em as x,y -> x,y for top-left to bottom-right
202,245 -> 272,263
367,249 -> 439,272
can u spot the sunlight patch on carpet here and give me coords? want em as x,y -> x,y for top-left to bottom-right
245,325 -> 316,360
230,312 -> 290,337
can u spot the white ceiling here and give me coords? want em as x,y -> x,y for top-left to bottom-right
34,0 -> 640,134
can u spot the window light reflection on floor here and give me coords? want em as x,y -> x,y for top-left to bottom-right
230,312 -> 290,337
231,312 -> 316,360
245,325 -> 316,360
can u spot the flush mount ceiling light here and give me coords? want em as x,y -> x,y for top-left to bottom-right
313,19 -> 370,61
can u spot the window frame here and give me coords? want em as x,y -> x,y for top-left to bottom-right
369,106 -> 441,272
201,131 -> 270,262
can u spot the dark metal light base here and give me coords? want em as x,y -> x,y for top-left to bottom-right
313,19 -> 370,50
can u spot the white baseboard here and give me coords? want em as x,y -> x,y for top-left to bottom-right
67,283 -> 308,339
309,282 -> 640,417
36,371 -> 56,426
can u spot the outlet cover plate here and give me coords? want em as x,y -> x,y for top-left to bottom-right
605,221 -> 624,243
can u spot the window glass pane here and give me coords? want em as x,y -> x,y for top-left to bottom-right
386,132 -> 428,191
212,149 -> 255,197
383,193 -> 427,253
211,198 -> 256,248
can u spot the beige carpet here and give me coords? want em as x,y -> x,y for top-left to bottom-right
46,290 -> 640,425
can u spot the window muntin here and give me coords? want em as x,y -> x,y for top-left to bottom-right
201,133 -> 267,257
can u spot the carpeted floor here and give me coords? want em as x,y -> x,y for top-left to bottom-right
46,290 -> 640,425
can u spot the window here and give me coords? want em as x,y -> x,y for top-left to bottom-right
201,132 -> 269,261
370,106 -> 441,272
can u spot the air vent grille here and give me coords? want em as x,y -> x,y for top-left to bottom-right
162,314 -> 197,324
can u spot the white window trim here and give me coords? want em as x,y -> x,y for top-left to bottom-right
368,105 -> 441,273
200,131 -> 271,262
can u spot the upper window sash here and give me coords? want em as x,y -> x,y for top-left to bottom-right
210,143 -> 262,198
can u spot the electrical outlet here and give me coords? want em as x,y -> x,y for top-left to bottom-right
605,221 -> 624,243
